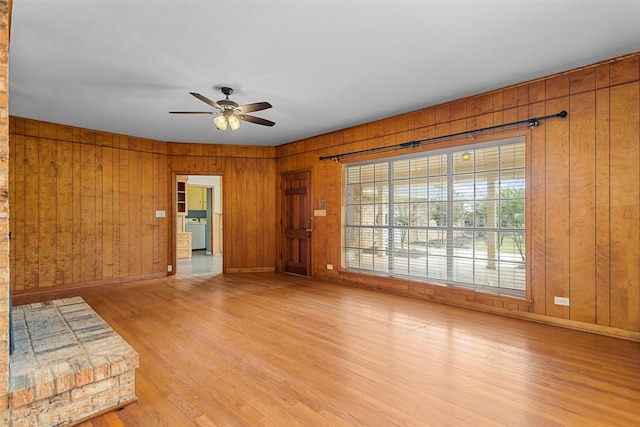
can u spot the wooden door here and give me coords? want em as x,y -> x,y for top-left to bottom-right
281,171 -> 312,276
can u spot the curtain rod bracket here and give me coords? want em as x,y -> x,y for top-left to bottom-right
399,141 -> 420,149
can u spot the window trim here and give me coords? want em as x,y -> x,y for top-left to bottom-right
342,136 -> 529,298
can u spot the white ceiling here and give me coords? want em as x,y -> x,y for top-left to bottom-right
8,0 -> 640,147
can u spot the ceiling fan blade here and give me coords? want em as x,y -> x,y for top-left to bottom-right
237,102 -> 272,114
169,111 -> 215,114
240,114 -> 276,127
190,92 -> 222,110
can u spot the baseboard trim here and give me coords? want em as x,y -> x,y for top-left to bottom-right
226,267 -> 276,273
12,272 -> 167,304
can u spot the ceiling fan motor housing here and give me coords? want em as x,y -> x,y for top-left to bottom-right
218,99 -> 239,109
218,87 -> 239,110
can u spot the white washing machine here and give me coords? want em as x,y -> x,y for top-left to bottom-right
185,218 -> 206,250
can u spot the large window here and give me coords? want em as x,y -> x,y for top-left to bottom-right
344,137 -> 526,297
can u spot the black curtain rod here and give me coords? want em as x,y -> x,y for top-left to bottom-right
319,110 -> 568,161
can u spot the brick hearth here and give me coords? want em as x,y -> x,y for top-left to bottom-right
8,297 -> 138,426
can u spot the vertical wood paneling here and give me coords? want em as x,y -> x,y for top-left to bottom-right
609,82 -> 640,331
544,97 -> 570,318
254,158 -> 264,267
38,138 -> 57,288
152,151 -> 160,273
568,92 -> 597,323
594,87 -> 611,326
223,162 -> 235,268
9,124 -> 172,293
24,137 -> 39,290
265,158 -> 277,267
235,159 -> 247,269
55,139 -> 72,287
246,157 -> 258,268
610,55 -> 639,86
158,153 -> 168,270
233,158 -> 243,269
95,144 -> 104,280
129,150 -> 142,276
112,144 -> 121,279
141,152 -> 155,275
118,149 -> 130,278
529,101 -> 547,313
102,146 -> 114,279
71,142 -> 82,285
10,135 -> 25,290
80,143 -> 96,283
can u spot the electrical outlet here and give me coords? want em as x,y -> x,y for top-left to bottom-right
327,264 -> 333,270
167,265 -> 173,272
554,296 -> 570,306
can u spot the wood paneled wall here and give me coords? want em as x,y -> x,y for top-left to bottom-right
275,53 -> 640,338
167,143 -> 277,273
9,119 -> 170,293
8,120 -> 279,295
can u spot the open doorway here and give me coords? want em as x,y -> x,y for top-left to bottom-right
176,175 -> 223,277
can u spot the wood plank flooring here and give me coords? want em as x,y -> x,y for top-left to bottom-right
15,272 -> 640,426
77,412 -> 125,427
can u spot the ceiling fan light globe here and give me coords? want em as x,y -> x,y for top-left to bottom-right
228,115 -> 241,131
213,115 -> 228,131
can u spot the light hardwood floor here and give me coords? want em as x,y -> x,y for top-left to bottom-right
77,412 -> 125,427
16,273 -> 640,426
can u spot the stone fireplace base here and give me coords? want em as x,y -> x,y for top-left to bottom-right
8,297 -> 139,426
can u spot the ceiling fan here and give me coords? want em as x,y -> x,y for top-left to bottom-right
170,87 -> 275,131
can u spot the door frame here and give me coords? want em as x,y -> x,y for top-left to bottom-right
171,172 -> 224,276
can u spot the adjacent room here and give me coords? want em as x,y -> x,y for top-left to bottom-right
0,1 -> 639,426
176,175 -> 223,277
